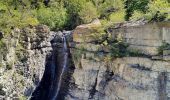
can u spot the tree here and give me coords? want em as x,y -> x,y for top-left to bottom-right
148,0 -> 170,21
37,2 -> 68,30
124,0 -> 149,21
63,0 -> 86,28
0,0 -> 38,34
78,2 -> 98,23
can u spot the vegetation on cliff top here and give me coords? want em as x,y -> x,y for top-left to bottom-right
0,0 -> 170,34
0,0 -> 169,61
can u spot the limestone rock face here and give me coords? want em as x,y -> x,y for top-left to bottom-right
66,55 -> 170,100
109,22 -> 170,56
0,27 -> 54,99
65,22 -> 170,100
2,21 -> 170,100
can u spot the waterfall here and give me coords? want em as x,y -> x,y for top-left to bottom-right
53,35 -> 68,99
30,32 -> 70,100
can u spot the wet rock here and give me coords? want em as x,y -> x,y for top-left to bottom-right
63,30 -> 73,42
52,31 -> 63,43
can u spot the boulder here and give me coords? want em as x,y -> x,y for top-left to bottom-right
73,19 -> 101,43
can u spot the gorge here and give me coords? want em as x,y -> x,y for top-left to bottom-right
1,22 -> 170,100
1,0 -> 170,100
31,22 -> 170,100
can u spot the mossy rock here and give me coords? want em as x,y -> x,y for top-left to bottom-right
73,19 -> 102,43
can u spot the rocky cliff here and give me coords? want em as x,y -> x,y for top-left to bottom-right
65,22 -> 170,100
0,25 -> 54,99
1,22 -> 170,100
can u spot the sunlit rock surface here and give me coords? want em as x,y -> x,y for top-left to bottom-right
65,22 -> 170,100
0,25 -> 54,99
73,19 -> 101,43
2,22 -> 170,100
109,22 -> 170,55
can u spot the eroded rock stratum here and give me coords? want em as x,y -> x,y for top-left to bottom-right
1,22 -> 170,100
65,22 -> 170,100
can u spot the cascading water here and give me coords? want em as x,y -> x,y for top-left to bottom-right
31,32 -> 70,100
53,35 -> 68,99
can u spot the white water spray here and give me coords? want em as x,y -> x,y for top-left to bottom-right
53,35 -> 68,100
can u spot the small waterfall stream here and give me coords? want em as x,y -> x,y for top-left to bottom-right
31,32 -> 70,100
53,35 -> 68,99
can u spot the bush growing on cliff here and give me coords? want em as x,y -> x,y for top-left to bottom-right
158,42 -> 170,55
126,0 -> 170,21
0,1 -> 38,34
72,46 -> 86,62
90,0 -> 124,19
37,2 -> 68,30
78,2 -> 98,23
0,0 -> 170,35
64,0 -> 86,28
109,41 -> 145,59
90,28 -> 107,44
64,0 -> 98,28
124,0 -> 149,21
110,41 -> 129,58
147,0 -> 170,21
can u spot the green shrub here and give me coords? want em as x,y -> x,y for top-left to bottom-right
109,10 -> 125,23
158,42 -> 170,55
94,0 -> 124,19
129,0 -> 170,21
108,41 -> 145,59
63,0 -> 86,28
110,41 -> 129,58
130,11 -> 145,20
93,0 -> 125,27
147,0 -> 170,21
127,49 -> 144,57
78,2 -> 98,23
90,28 -> 107,44
72,47 -> 86,62
64,0 -> 99,28
0,1 -> 39,35
124,0 -> 149,21
37,3 -> 68,30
